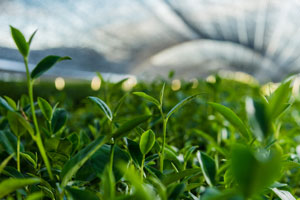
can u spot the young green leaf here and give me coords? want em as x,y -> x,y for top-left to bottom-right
197,151 -> 216,186
60,136 -> 108,187
7,111 -> 34,137
0,178 -> 40,198
31,55 -> 71,79
10,25 -> 29,57
166,94 -> 199,119
0,130 -> 24,157
0,97 -> 15,111
159,83 -> 166,106
208,102 -> 251,140
101,166 -> 115,200
51,108 -> 67,134
268,80 -> 292,120
162,168 -> 201,185
37,97 -> 52,121
27,29 -> 37,47
25,192 -> 44,200
168,183 -> 185,200
231,144 -> 282,198
271,188 -> 296,200
88,96 -> 113,121
133,92 -> 160,107
0,154 -> 14,174
113,115 -> 151,139
4,96 -> 17,111
139,130 -> 156,155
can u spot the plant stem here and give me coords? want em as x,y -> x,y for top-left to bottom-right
141,154 -> 145,181
160,118 -> 167,173
17,136 -> 20,172
109,142 -> 116,173
24,57 -> 53,180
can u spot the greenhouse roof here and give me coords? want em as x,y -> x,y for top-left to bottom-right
0,0 -> 299,81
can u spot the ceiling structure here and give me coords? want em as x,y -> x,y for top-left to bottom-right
0,0 -> 300,82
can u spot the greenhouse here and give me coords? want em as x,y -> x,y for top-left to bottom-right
0,0 -> 300,199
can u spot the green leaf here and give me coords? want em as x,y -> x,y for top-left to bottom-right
208,102 -> 250,140
133,92 -> 160,107
197,151 -> 216,186
117,163 -> 154,200
31,55 -> 71,79
159,83 -> 166,106
27,29 -> 37,47
7,111 -> 33,137
60,136 -> 107,187
77,144 -> 129,181
66,187 -> 99,200
37,97 -> 52,121
0,178 -> 40,198
268,80 -> 293,120
0,130 -> 24,157
113,94 -> 128,118
0,97 -> 15,111
113,115 -> 151,139
20,152 -> 37,168
101,166 -> 115,200
4,96 -> 17,111
168,183 -> 185,200
162,168 -> 201,185
0,154 -> 14,175
231,144 -> 282,198
139,129 -> 156,155
51,108 -> 67,134
88,96 -> 113,121
10,25 -> 29,57
25,192 -> 44,200
166,94 -> 199,119
271,188 -> 296,200
126,138 -> 143,166
245,98 -> 270,141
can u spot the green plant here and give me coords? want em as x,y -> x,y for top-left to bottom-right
0,26 -> 300,199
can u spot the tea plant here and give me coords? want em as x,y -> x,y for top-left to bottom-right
0,26 -> 300,200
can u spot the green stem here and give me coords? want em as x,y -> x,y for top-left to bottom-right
17,136 -> 20,172
24,57 -> 53,180
141,155 -> 145,181
160,119 -> 167,173
109,142 -> 116,173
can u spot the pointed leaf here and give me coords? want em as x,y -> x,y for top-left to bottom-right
133,92 -> 160,107
208,102 -> 250,140
197,151 -> 216,186
88,96 -> 113,121
10,26 -> 29,57
7,111 -> 34,137
0,154 -> 14,175
31,55 -> 71,79
271,188 -> 296,200
101,166 -> 115,200
160,83 -> 166,106
60,136 -> 107,187
51,108 -> 67,134
139,130 -> 156,155
37,97 -> 52,121
113,115 -> 151,139
167,95 -> 199,119
0,97 -> 15,111
4,96 -> 17,111
0,178 -> 40,198
162,168 -> 201,185
27,29 -> 37,47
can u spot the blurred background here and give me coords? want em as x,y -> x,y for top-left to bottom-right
1,0 -> 300,90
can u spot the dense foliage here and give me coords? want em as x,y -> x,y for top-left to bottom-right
1,27 -> 300,200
